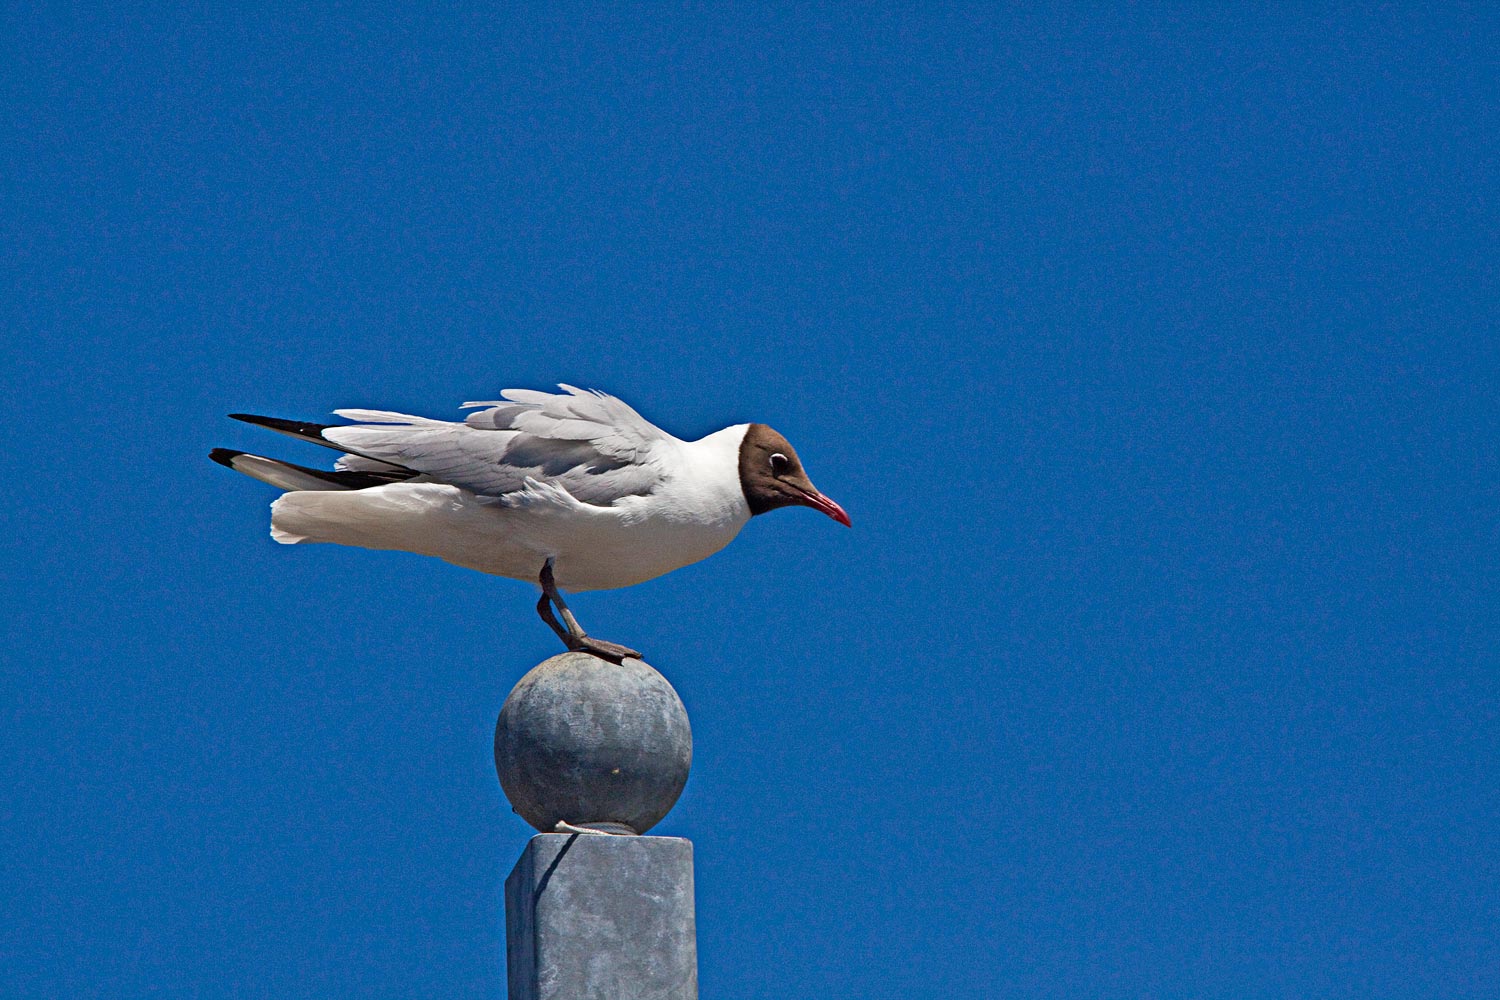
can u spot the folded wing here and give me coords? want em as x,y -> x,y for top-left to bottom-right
314,385 -> 674,505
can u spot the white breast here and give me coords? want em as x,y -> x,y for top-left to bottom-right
539,424 -> 753,591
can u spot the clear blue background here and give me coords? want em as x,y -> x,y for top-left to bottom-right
3,6 -> 1496,998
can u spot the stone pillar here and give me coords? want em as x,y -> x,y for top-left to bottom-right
495,652 -> 696,1000
505,834 -> 696,999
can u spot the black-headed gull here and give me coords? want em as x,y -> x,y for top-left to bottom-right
211,384 -> 850,661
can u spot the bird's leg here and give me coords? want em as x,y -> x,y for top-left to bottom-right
536,559 -> 642,663
535,591 -> 572,646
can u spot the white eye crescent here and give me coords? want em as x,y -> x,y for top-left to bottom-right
769,452 -> 789,475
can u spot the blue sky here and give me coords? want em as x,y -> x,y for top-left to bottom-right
3,6 -> 1496,998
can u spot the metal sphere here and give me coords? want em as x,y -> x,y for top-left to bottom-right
495,652 -> 692,834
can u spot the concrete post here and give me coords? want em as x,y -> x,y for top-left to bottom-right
505,834 -> 697,999
496,652 -> 697,999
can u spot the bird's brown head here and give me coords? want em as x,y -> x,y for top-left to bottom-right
737,423 -> 850,526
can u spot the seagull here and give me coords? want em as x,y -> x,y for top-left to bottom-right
211,384 -> 850,661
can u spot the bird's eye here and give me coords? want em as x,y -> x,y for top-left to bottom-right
769,452 -> 790,476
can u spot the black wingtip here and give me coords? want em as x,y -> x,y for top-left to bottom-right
209,447 -> 243,469
228,413 -> 334,441
223,411 -> 419,472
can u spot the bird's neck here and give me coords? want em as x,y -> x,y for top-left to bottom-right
663,424 -> 754,525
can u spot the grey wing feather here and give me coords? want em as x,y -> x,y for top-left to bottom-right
321,385 -> 673,504
334,453 -> 410,474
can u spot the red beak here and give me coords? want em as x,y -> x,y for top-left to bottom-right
800,489 -> 852,527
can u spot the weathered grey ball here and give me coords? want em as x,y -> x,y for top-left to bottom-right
495,652 -> 692,835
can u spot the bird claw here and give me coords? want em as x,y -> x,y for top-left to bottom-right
566,635 -> 642,663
